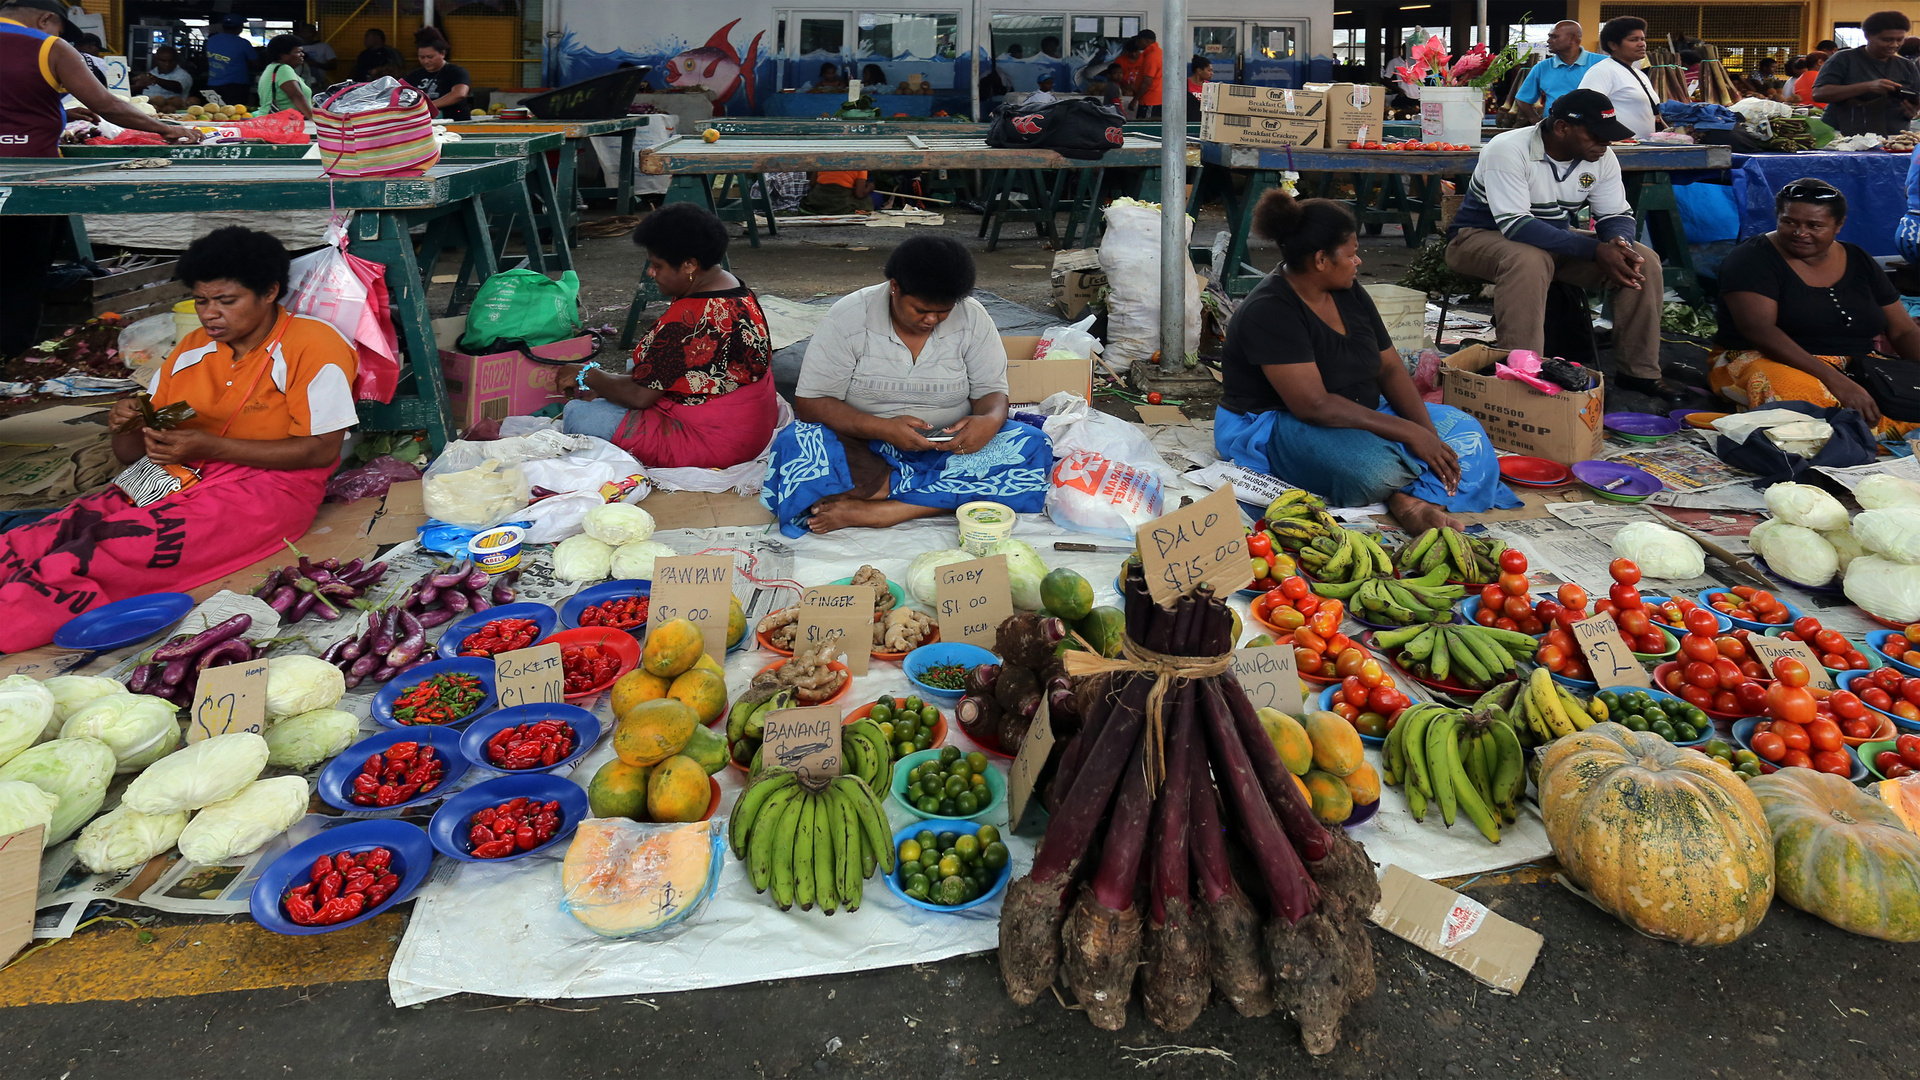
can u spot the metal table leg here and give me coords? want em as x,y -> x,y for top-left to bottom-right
526,156 -> 572,271
616,129 -> 637,216
352,210 -> 454,451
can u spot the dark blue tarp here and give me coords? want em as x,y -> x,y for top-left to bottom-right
1731,151 -> 1908,256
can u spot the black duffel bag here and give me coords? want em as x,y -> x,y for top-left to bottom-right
986,99 -> 1127,160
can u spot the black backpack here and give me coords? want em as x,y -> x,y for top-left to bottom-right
986,99 -> 1127,160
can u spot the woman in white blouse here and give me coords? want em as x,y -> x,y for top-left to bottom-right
1578,16 -> 1663,137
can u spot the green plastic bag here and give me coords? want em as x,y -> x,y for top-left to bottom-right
459,269 -> 583,351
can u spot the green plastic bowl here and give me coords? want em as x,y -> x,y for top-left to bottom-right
889,747 -> 1006,822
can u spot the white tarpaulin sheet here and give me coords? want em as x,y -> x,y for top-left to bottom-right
385,512 -> 1548,1006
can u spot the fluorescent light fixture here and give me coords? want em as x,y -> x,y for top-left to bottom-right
1401,4 -> 1432,9
1335,9 -> 1353,13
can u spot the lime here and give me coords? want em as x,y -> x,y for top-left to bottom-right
957,879 -> 979,903
921,777 -> 943,798
878,695 -> 895,709
975,824 -> 1001,846
879,721 -> 894,740
949,760 -> 972,780
917,796 -> 940,814
939,798 -> 957,816
937,876 -> 967,906
922,706 -> 939,725
897,741 -> 916,760
939,745 -> 961,765
915,733 -> 932,751
899,859 -> 922,880
954,834 -> 979,861
904,696 -> 922,712
966,751 -> 988,772
872,704 -> 892,723
896,718 -> 918,740
940,775 -> 964,797
982,841 -> 1009,871
898,839 -> 922,864
937,854 -> 961,878
937,831 -> 958,850
969,773 -> 986,789
955,791 -> 979,815
1676,723 -> 1698,742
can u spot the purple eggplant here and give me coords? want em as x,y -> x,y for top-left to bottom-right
368,608 -> 397,655
318,557 -> 340,572
467,589 -> 494,614
339,635 -> 365,664
289,592 -> 318,622
343,672 -> 364,690
386,610 -> 426,667
127,662 -> 157,695
492,582 -> 516,605
195,638 -> 254,672
416,582 -> 439,608
464,564 -> 490,591
429,561 -> 470,589
252,569 -> 287,600
349,653 -> 381,678
321,636 -> 351,664
441,588 -> 470,614
393,657 -> 431,677
152,614 -> 252,662
416,608 -> 457,628
268,585 -> 299,616
371,665 -> 399,683
338,558 -> 363,577
160,654 -> 194,688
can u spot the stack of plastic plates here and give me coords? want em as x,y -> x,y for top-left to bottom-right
1497,455 -> 1573,487
1604,411 -> 1682,443
1570,460 -> 1662,503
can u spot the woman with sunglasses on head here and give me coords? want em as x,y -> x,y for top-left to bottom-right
1710,178 -> 1920,435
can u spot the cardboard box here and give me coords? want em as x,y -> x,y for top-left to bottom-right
1438,344 -> 1604,465
1003,334 -> 1093,404
1199,81 -> 1324,119
1050,249 -> 1107,321
1370,865 -> 1543,994
1306,81 -> 1388,144
1199,112 -> 1325,149
432,316 -> 588,437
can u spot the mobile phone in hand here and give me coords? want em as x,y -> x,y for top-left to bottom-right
914,426 -> 956,442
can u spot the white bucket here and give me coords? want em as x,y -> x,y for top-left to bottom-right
1420,85 -> 1485,148
1364,283 -> 1428,358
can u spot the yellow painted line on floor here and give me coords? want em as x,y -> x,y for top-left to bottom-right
0,913 -> 402,1007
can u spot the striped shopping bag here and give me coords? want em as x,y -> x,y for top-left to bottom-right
315,80 -> 441,178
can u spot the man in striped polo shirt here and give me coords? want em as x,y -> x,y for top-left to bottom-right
1444,88 -> 1682,404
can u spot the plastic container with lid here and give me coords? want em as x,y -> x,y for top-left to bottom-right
468,524 -> 526,574
956,501 -> 1015,555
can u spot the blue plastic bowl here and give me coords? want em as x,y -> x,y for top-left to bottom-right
1608,686 -> 1715,747
1836,669 -> 1920,734
1314,684 -> 1386,747
1731,716 -> 1869,781
370,656 -> 498,730
882,817 -> 1014,913
458,703 -> 601,774
317,725 -> 471,812
426,772 -> 590,863
891,747 -> 1006,821
1865,630 -> 1920,679
557,579 -> 651,637
438,602 -> 560,658
902,642 -> 996,706
1697,588 -> 1805,633
249,819 -> 433,935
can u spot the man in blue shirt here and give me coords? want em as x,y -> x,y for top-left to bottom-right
1514,21 -> 1602,122
204,15 -> 255,106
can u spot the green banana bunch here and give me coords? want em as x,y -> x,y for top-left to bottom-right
1302,527 -> 1396,590
1262,490 -> 1339,553
841,717 -> 895,795
1349,575 -> 1465,625
730,768 -> 894,913
1381,705 -> 1521,844
1400,527 -> 1511,585
727,688 -> 796,770
1373,622 -> 1534,692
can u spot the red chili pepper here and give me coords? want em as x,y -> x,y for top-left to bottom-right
285,892 -> 319,925
472,839 -> 515,859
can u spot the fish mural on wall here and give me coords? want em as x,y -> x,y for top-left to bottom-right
663,18 -> 764,107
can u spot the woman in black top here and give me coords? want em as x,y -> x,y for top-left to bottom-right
1215,191 -> 1516,529
1709,177 -> 1920,434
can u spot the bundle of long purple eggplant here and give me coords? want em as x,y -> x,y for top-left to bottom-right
316,560 -> 519,689
998,564 -> 1379,1054
253,554 -> 389,623
124,613 -> 269,709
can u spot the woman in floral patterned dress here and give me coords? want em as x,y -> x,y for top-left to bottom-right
559,203 -> 778,468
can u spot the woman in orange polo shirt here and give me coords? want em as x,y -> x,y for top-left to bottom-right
800,170 -> 874,214
0,227 -> 358,652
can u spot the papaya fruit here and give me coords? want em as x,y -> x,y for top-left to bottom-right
1343,760 -> 1380,806
727,595 -> 746,648
1040,568 -> 1095,622
680,722 -> 728,775
1304,710 -> 1365,777
1074,606 -> 1126,658
614,698 -> 699,766
1259,707 -> 1314,776
587,759 -> 652,819
1304,769 -> 1354,825
642,617 -> 705,677
647,755 -> 712,822
611,668 -> 673,719
667,667 -> 728,726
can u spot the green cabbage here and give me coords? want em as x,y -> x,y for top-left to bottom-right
986,539 -> 1049,610
0,675 -> 56,767
906,548 -> 976,606
1609,522 -> 1705,581
1764,482 -> 1849,532
583,502 -> 655,546
177,776 -> 309,864
0,736 -> 116,843
264,655 -> 346,719
263,709 -> 360,771
1751,522 -> 1838,587
74,804 -> 188,873
609,539 -> 677,581
0,779 -> 58,846
42,675 -> 124,739
553,534 -> 615,582
1856,474 -> 1920,511
1853,509 -> 1920,566
59,692 -> 181,773
121,731 -> 267,814
1825,528 -> 1866,573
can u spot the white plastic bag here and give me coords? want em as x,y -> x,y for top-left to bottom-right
116,311 -> 178,369
1097,198 -> 1201,373
422,431 -> 645,536
1036,392 -> 1176,482
1047,450 -> 1166,540
1034,314 -> 1104,364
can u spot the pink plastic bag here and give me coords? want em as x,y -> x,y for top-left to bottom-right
285,223 -> 400,402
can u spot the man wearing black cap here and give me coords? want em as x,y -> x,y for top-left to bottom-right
0,0 -> 201,359
1443,88 -> 1683,404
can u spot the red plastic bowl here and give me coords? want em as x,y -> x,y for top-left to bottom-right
844,700 -> 948,749
536,627 -> 641,701
1651,661 -> 1767,723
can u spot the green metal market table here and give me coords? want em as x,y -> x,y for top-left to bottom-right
445,116 -> 645,235
56,134 -> 573,272
0,156 -> 530,451
1193,140 -> 1733,299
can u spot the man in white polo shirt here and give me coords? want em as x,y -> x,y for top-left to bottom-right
1444,89 -> 1683,404
1578,16 -> 1663,138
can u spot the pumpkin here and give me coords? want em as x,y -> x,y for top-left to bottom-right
1538,723 -> 1774,946
1750,769 -> 1920,941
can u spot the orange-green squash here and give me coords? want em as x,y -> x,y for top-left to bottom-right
1750,768 -> 1920,941
1538,723 -> 1774,945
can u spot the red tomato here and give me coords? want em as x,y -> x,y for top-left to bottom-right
1499,572 -> 1530,597
1879,750 -> 1905,774
1774,719 -> 1811,751
1811,749 -> 1852,776
1518,616 -> 1547,636
1807,718 -> 1843,753
1537,643 -> 1568,671
1535,599 -> 1564,624
1247,532 -> 1273,558
1555,608 -> 1584,633
1866,687 -> 1896,712
1792,616 -> 1823,640
1715,635 -> 1748,659
1280,576 -> 1310,601
1609,558 -> 1641,585
1609,583 -> 1644,610
1752,731 -> 1787,761
1617,609 -> 1652,637
1494,617 -> 1520,631
1503,595 -> 1533,621
1712,658 -> 1744,689
1595,598 -> 1618,617
1685,661 -> 1718,689
1684,608 -> 1721,637
1358,658 -> 1386,687
1740,660 -> 1768,680
1371,686 -> 1409,714
1770,658 -> 1809,688
1903,679 -> 1920,708
1841,718 -> 1873,740
1900,701 -> 1920,723
1636,632 -> 1667,653
1830,691 -> 1866,720
1735,680 -> 1770,714
1681,635 -> 1718,664
1681,684 -> 1715,710
1294,647 -> 1322,672
1475,608 -> 1499,627
1781,748 -> 1814,770
1558,583 -> 1588,610
1714,690 -> 1741,714
1499,549 -> 1528,574
1480,584 -> 1505,609
1891,762 -> 1917,778
1812,629 -> 1848,656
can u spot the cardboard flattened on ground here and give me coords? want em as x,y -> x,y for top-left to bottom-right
0,405 -> 110,447
642,489 -> 774,529
1371,864 -> 1543,994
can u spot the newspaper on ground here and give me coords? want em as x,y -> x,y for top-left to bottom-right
1814,453 -> 1920,492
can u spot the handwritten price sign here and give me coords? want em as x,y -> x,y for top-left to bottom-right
494,642 -> 564,708
187,660 -> 268,743
1570,612 -> 1652,690
936,554 -> 1012,649
1230,645 -> 1304,716
759,704 -> 843,783
648,554 -> 735,664
798,585 -> 871,675
1747,635 -> 1834,690
1136,485 -> 1247,607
